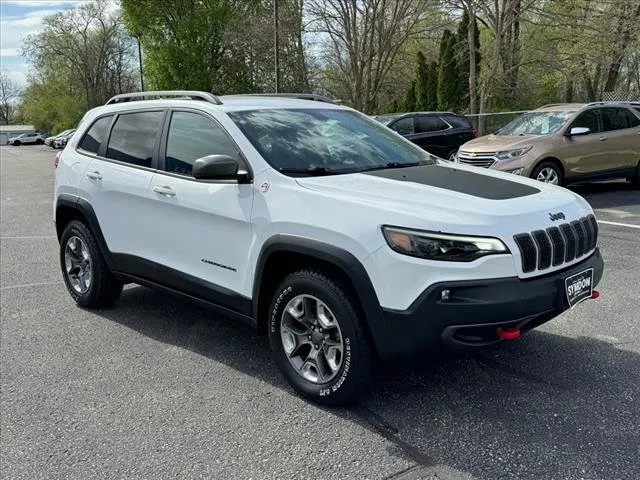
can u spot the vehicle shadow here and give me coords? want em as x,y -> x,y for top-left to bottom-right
95,286 -> 639,480
569,181 -> 639,210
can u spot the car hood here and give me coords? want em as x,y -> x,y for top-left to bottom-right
459,134 -> 544,152
294,163 -> 591,232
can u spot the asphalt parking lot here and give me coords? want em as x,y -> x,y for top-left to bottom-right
1,145 -> 639,480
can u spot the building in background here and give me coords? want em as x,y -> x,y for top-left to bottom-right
0,125 -> 36,144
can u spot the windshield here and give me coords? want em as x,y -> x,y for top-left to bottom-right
497,111 -> 574,135
228,108 -> 436,176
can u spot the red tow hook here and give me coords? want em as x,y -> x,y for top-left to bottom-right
591,290 -> 600,299
497,327 -> 520,341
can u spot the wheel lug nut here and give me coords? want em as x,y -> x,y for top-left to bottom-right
314,344 -> 319,350
308,335 -> 312,340
318,328 -> 323,333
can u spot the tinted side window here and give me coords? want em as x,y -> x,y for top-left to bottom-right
442,115 -> 470,129
78,116 -> 113,154
106,111 -> 164,167
601,107 -> 638,131
570,110 -> 600,133
416,116 -> 449,133
390,116 -> 415,135
165,111 -> 239,176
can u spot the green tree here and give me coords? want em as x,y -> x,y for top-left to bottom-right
454,9 -> 480,112
403,80 -> 417,111
414,51 -> 429,110
427,62 -> 439,110
437,30 -> 458,111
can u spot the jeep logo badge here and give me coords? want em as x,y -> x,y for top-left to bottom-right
549,212 -> 565,221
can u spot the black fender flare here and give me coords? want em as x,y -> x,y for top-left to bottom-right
55,194 -> 116,271
252,235 -> 387,356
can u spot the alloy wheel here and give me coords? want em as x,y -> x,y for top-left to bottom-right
280,294 -> 344,384
64,236 -> 93,294
536,167 -> 559,184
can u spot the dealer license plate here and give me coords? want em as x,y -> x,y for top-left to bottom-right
565,268 -> 594,308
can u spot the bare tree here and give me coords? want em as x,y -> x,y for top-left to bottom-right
0,71 -> 21,125
309,0 -> 433,113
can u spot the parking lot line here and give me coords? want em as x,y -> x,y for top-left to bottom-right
0,235 -> 57,239
597,220 -> 640,229
1,281 -> 60,290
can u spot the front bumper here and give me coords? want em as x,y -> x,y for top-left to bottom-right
373,248 -> 603,357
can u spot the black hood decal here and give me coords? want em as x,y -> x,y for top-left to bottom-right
364,165 -> 540,200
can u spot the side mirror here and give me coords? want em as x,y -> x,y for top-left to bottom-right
192,154 -> 239,180
567,127 -> 590,136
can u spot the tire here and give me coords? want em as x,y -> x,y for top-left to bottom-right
268,269 -> 374,406
447,150 -> 458,162
59,220 -> 123,308
531,161 -> 563,186
36,139 -> 44,145
13,141 -> 20,146
630,162 -> 640,189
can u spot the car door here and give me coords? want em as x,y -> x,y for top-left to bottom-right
559,109 -> 607,178
595,107 -> 640,173
77,110 -> 164,266
146,109 -> 254,307
411,115 -> 453,158
388,115 -> 415,138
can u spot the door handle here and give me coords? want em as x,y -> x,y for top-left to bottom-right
152,185 -> 176,197
598,137 -> 607,141
86,171 -> 102,180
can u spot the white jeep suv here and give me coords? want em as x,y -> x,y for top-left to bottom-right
54,91 -> 604,405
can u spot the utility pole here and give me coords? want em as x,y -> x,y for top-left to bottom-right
136,36 -> 145,91
274,0 -> 280,93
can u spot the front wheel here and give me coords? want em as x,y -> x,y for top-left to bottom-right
532,161 -> 563,186
268,269 -> 374,406
12,141 -> 21,146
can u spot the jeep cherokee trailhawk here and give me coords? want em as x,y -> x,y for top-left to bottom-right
54,91 -> 604,405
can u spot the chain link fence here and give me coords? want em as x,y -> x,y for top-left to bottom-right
464,111 -> 530,136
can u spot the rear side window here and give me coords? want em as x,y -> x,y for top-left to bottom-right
416,115 -> 449,133
165,111 -> 239,176
600,107 -> 638,131
78,116 -> 113,154
390,116 -> 415,135
106,111 -> 164,167
570,110 -> 600,133
442,115 -> 470,129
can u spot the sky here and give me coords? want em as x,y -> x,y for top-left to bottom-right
0,0 -> 86,87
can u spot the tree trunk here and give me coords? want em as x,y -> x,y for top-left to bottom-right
467,5 -> 478,115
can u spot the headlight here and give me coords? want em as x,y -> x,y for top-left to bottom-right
496,146 -> 532,160
382,226 -> 509,262
508,167 -> 524,175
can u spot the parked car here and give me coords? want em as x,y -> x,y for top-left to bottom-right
54,90 -> 603,405
456,101 -> 640,186
45,129 -> 73,147
373,111 -> 477,160
7,132 -> 45,146
53,129 -> 76,149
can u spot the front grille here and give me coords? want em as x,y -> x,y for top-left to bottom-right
514,215 -> 598,273
457,151 -> 497,168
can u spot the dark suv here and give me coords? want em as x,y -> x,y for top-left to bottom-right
374,112 -> 477,160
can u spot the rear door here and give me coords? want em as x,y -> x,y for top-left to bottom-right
411,115 -> 453,158
145,109 -> 254,306
77,110 -> 164,264
595,107 -> 640,173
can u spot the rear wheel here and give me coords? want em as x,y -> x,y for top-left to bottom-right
447,150 -> 458,162
36,139 -> 44,145
60,220 -> 123,308
268,269 -> 374,406
532,161 -> 563,186
630,162 -> 640,189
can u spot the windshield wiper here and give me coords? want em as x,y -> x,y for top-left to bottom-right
278,166 -> 336,176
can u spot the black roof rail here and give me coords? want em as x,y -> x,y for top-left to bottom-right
225,93 -> 337,104
105,90 -> 222,105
